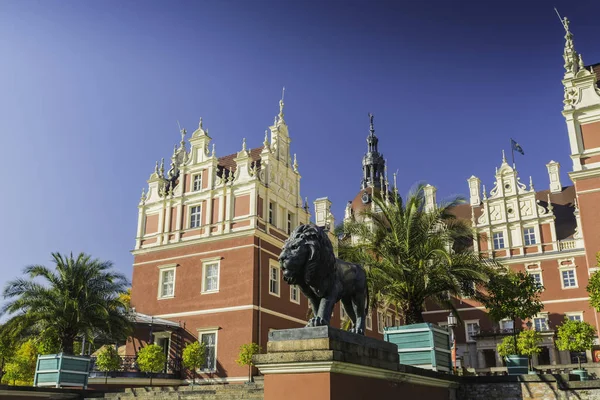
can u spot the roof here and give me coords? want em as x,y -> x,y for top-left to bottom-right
131,311 -> 180,329
216,147 -> 263,177
589,63 -> 600,86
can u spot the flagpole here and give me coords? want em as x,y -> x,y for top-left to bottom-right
510,138 -> 515,167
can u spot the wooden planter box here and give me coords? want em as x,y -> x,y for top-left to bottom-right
384,323 -> 451,372
505,355 -> 529,375
34,353 -> 91,389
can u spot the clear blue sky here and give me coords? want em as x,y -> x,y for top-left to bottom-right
0,0 -> 598,291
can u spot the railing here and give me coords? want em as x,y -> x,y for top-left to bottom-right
88,355 -> 182,380
559,240 -> 577,251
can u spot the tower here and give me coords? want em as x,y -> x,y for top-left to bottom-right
560,16 -> 600,275
361,113 -> 386,190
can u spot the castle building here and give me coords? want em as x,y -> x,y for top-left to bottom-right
416,19 -> 600,370
125,98 -> 382,384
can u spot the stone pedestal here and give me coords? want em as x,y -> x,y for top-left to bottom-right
253,326 -> 458,400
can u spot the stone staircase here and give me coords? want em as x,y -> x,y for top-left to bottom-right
102,383 -> 264,400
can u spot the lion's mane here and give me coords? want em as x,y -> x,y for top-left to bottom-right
284,224 -> 336,288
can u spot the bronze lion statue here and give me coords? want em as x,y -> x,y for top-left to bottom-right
278,223 -> 369,334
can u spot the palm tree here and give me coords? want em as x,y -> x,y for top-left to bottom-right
1,252 -> 132,355
338,183 -> 494,325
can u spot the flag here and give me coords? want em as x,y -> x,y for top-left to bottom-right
511,139 -> 525,156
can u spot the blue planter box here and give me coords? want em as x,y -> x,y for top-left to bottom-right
34,353 -> 91,389
505,355 -> 528,375
384,323 -> 451,372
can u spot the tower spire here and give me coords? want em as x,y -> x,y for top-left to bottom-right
361,113 -> 386,190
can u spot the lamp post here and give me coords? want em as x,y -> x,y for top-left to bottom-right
447,312 -> 457,373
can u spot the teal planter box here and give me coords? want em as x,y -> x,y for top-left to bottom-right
572,369 -> 589,381
505,355 -> 528,375
34,353 -> 91,389
384,323 -> 451,372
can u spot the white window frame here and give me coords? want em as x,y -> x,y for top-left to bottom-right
525,266 -> 544,290
268,202 -> 276,225
197,327 -> 219,372
499,319 -> 514,332
190,204 -> 202,229
492,232 -> 505,250
560,268 -> 578,289
533,314 -> 549,332
523,226 -> 537,246
566,312 -> 584,322
269,261 -> 280,297
377,311 -> 384,334
201,257 -> 221,294
192,173 -> 202,192
366,312 -> 373,331
290,285 -> 300,304
464,319 -> 480,343
157,264 -> 178,299
386,313 -> 393,328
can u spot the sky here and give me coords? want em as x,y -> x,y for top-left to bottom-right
0,0 -> 599,293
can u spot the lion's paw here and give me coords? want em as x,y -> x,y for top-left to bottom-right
307,317 -> 327,327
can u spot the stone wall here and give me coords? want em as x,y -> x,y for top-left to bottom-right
101,383 -> 264,400
458,375 -> 600,400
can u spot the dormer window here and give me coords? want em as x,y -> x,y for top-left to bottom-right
193,174 -> 202,192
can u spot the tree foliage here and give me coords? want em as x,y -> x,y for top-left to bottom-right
1,252 -> 133,354
496,335 -> 517,357
2,339 -> 39,386
556,318 -> 596,369
518,329 -> 542,357
136,344 -> 166,374
95,346 -> 121,372
182,341 -> 206,385
338,184 -> 495,324
236,343 -> 261,383
586,255 -> 600,311
481,270 -> 543,353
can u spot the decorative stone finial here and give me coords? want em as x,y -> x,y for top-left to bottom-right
199,117 -> 203,129
529,176 -> 534,191
293,153 -> 298,171
154,160 -> 159,175
159,158 -> 165,177
304,197 -> 309,211
547,193 -> 554,212
278,87 -> 285,121
242,138 -> 247,152
263,130 -> 269,148
482,185 -> 487,200
180,127 -> 186,143
502,150 -> 507,163
369,113 -> 374,133
140,188 -> 146,203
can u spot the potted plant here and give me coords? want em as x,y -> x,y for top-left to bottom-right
482,270 -> 543,375
517,329 -> 542,374
182,341 -> 206,386
136,344 -> 167,386
94,345 -> 121,384
236,343 -> 261,384
555,318 -> 596,381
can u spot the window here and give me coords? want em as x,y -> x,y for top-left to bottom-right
268,202 -> 275,225
386,314 -> 393,328
366,313 -> 372,330
190,205 -> 202,228
500,319 -> 514,332
493,232 -> 505,250
202,260 -> 220,293
394,316 -> 400,327
269,263 -> 280,296
566,312 -> 583,322
192,174 -> 202,191
377,311 -> 384,333
523,227 -> 536,246
529,271 -> 543,288
287,212 -> 293,234
199,331 -> 217,371
562,269 -> 577,288
157,264 -> 177,299
534,317 -> 548,331
465,320 -> 480,342
290,285 -> 300,304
